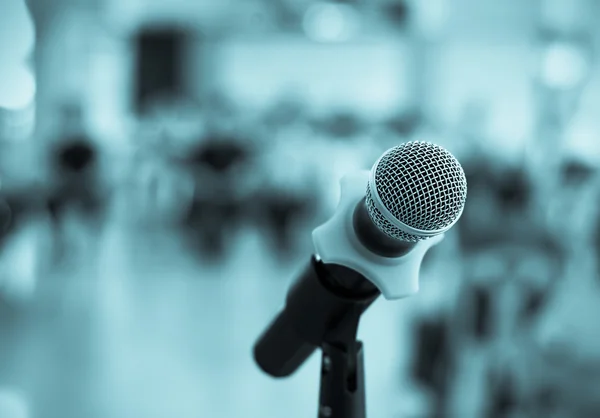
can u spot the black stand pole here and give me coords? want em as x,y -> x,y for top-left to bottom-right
318,304 -> 367,418
318,341 -> 366,418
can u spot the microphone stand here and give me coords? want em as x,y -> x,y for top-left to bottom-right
318,300 -> 367,418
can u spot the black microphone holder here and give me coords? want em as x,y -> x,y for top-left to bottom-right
253,257 -> 380,418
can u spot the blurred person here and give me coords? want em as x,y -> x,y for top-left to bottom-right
519,244 -> 600,418
180,128 -> 258,263
407,301 -> 455,418
45,128 -> 109,264
449,235 -> 564,418
545,156 -> 599,254
399,228 -> 465,418
125,95 -> 202,228
252,120 -> 324,263
253,179 -> 320,263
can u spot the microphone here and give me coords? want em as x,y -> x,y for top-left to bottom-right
253,141 -> 467,378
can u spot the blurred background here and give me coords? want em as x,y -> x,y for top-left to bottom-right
1,0 -> 600,417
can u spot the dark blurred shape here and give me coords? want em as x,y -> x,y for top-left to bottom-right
457,159 -> 502,250
263,98 -> 305,130
531,386 -> 559,415
411,316 -> 452,417
314,112 -> 364,138
471,285 -> 493,342
462,155 -> 497,192
486,370 -> 518,418
57,141 -> 95,173
384,110 -> 423,137
270,0 -> 304,30
189,135 -> 250,173
458,158 -> 536,251
520,288 -> 547,323
0,169 -> 46,251
0,193 -> 38,248
258,190 -> 317,260
0,199 -> 11,234
496,168 -> 531,212
0,197 -> 15,255
560,158 -> 596,187
134,28 -> 188,114
381,0 -> 410,27
47,135 -> 105,231
456,235 -> 563,345
592,217 -> 600,280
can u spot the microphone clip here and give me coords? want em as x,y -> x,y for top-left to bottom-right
313,170 -> 444,300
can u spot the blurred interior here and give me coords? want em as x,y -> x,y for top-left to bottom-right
1,0 -> 600,417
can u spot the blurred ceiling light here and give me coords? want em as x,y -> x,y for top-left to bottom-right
0,0 -> 36,110
539,41 -> 591,90
0,388 -> 29,418
0,65 -> 36,110
303,2 -> 360,43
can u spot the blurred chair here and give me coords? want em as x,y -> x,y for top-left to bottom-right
180,131 -> 257,262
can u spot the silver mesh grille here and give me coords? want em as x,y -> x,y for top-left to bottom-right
365,141 -> 467,242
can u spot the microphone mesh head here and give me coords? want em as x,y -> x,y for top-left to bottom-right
365,141 -> 467,242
